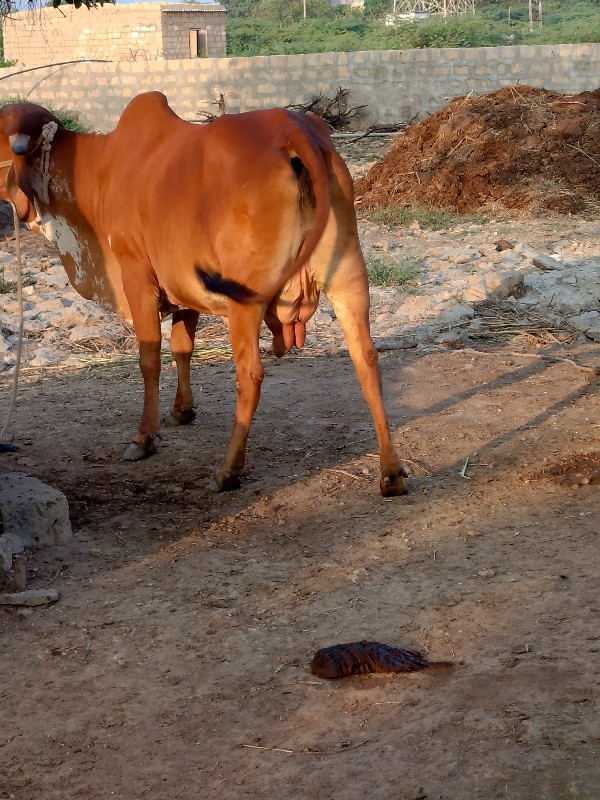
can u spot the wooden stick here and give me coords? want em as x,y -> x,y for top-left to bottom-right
242,744 -> 295,754
324,468 -> 369,482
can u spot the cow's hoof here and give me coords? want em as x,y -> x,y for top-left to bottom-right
379,470 -> 409,497
164,406 -> 196,426
209,472 -> 241,493
123,440 -> 157,461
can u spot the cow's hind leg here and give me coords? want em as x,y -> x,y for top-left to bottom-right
327,268 -> 408,497
122,278 -> 163,461
165,309 -> 200,426
211,302 -> 265,492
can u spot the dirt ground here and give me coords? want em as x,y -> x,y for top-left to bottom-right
1,126 -> 600,799
356,86 -> 600,214
1,337 -> 599,800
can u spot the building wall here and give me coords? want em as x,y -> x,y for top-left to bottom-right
161,8 -> 226,60
1,3 -> 226,66
0,43 -> 597,132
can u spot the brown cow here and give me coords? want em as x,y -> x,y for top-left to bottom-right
0,93 -> 407,496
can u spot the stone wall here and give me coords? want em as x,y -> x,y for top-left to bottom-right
0,43 -> 597,132
1,3 -> 226,66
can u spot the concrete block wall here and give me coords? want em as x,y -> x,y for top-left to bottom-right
0,43 -> 597,132
2,3 -> 226,66
161,8 -> 227,59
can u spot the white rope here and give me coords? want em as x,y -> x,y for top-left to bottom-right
0,123 -> 56,442
0,203 -> 24,443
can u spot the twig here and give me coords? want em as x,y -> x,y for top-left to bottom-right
242,739 -> 370,756
564,143 -> 600,169
374,701 -> 406,705
39,566 -> 63,588
324,468 -> 369,482
0,59 -> 111,82
460,457 -> 470,478
403,459 -> 432,477
348,121 -> 412,142
304,739 -> 370,755
366,452 -> 431,476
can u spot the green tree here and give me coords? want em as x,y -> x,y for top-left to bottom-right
223,0 -> 262,18
254,0 -> 336,21
363,0 -> 391,21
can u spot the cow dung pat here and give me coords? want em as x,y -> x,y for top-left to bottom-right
310,640 -> 452,679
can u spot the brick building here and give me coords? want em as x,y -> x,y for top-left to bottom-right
2,2 -> 227,66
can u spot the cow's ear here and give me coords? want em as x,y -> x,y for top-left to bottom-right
6,163 -> 35,223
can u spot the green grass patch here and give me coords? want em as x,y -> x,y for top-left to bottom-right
0,97 -> 86,133
366,255 -> 422,288
367,204 -> 486,230
0,278 -> 16,294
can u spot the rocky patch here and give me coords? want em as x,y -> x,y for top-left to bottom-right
0,209 -> 599,372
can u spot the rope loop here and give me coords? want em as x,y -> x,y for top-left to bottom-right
39,120 -> 58,204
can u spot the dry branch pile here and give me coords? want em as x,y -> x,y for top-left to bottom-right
286,87 -> 366,129
197,88 -> 364,129
470,300 -> 577,344
356,86 -> 600,214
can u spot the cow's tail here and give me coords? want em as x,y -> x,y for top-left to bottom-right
282,114 -> 331,282
196,111 -> 331,304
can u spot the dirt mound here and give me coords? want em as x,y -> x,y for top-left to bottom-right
526,452 -> 600,487
356,86 -> 600,214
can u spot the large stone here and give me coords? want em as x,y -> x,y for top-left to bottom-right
532,254 -> 564,271
487,271 -> 525,299
0,333 -> 12,354
437,303 -> 476,325
34,297 -> 74,313
29,349 -> 60,367
0,473 -> 72,571
585,326 -> 600,343
448,248 -> 481,265
464,276 -> 488,303
570,310 -> 600,331
497,250 -> 522,265
69,324 -> 106,343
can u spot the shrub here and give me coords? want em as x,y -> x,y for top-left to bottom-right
365,255 -> 422,287
0,97 -> 86,132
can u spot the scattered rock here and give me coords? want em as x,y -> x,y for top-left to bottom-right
435,330 -> 468,348
478,569 -> 496,578
511,644 -> 531,654
533,254 -> 564,271
29,349 -> 60,367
